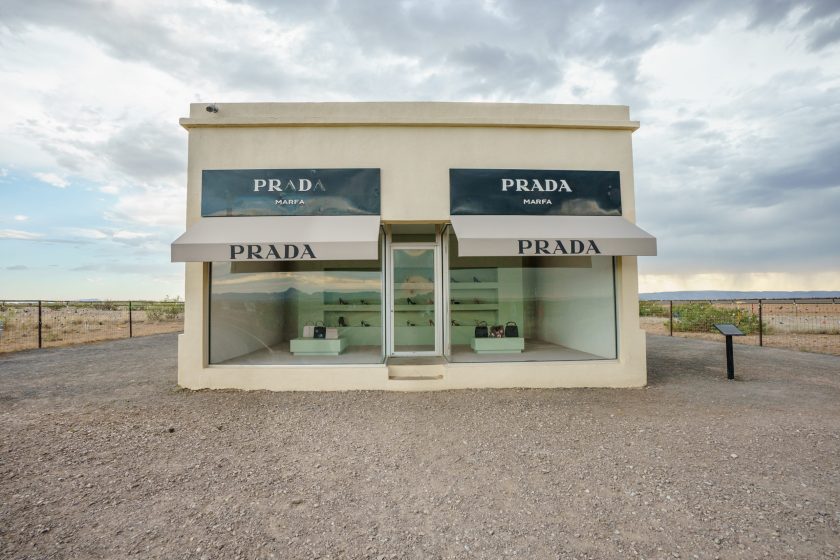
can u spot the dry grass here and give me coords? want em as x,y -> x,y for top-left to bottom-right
640,301 -> 840,356
0,302 -> 183,353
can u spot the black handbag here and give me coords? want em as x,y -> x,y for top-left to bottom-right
504,321 -> 519,338
474,321 -> 488,338
313,320 -> 326,339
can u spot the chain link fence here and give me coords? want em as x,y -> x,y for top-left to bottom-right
640,299 -> 840,356
0,300 -> 184,354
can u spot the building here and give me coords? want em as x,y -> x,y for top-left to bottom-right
171,102 -> 656,391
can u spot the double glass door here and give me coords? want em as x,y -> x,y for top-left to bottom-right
388,243 -> 441,356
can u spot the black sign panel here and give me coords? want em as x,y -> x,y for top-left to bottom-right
713,323 -> 745,336
450,169 -> 621,216
201,168 -> 380,217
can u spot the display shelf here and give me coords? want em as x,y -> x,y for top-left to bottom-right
323,304 -> 381,311
470,337 -> 524,354
449,282 -> 499,290
290,337 -> 348,356
450,304 -> 498,311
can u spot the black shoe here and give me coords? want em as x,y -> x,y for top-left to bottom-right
338,316 -> 347,327
429,319 -> 434,326
360,299 -> 368,305
339,297 -> 348,305
451,320 -> 460,326
473,276 -> 481,283
407,298 -> 416,305
361,320 -> 370,327
406,320 -> 415,326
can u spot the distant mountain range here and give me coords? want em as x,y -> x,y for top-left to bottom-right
640,291 -> 840,301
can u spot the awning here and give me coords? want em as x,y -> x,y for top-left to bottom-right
450,215 -> 656,257
171,216 -> 381,262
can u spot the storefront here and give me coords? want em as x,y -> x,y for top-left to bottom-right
172,102 -> 655,391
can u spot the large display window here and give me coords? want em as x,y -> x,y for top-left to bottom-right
447,233 -> 617,362
209,256 -> 384,365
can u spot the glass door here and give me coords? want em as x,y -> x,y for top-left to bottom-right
388,243 -> 441,356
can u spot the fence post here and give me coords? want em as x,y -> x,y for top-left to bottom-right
758,299 -> 763,347
129,301 -> 133,338
669,300 -> 673,336
38,300 -> 42,349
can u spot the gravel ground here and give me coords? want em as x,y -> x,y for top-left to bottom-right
1,334 -> 839,560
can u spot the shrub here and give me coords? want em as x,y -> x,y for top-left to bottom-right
146,297 -> 183,322
639,301 -> 667,317
667,302 -> 765,335
0,307 -> 15,332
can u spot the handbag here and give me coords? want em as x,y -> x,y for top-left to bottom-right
325,327 -> 338,340
313,320 -> 326,339
302,321 -> 315,338
504,321 -> 519,338
490,325 -> 505,338
474,321 -> 488,338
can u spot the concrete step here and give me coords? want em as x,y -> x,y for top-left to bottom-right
387,363 -> 445,381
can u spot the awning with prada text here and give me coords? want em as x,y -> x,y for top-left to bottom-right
171,216 -> 380,262
450,215 -> 656,257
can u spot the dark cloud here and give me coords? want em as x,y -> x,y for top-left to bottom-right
752,142 -> 840,191
808,18 -> 840,50
447,44 -> 560,97
103,122 -> 184,181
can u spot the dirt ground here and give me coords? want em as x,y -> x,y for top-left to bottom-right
1,334 -> 839,559
0,304 -> 183,354
640,316 -> 840,356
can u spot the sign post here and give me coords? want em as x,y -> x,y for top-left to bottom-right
713,323 -> 745,380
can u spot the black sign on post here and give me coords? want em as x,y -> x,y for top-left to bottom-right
450,169 -> 621,216
713,323 -> 745,380
201,168 -> 381,217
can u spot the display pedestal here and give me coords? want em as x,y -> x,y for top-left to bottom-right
470,337 -> 524,354
290,338 -> 348,356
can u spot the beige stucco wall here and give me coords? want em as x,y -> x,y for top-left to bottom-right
175,102 -> 648,391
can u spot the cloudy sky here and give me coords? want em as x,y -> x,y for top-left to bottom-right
1,0 -> 839,299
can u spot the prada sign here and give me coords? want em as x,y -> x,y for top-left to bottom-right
450,169 -> 621,216
202,168 -> 380,217
230,244 -> 316,260
518,239 -> 601,255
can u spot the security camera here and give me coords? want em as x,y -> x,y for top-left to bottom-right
205,104 -> 219,113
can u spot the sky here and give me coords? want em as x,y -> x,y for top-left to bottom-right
1,0 -> 839,299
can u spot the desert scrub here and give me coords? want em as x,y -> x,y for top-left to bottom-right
639,301 -> 667,317
145,297 -> 183,322
668,302 -> 766,335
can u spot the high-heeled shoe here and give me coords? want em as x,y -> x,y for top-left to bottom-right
338,316 -> 347,327
451,320 -> 460,326
407,297 -> 416,305
406,320 -> 415,326
338,297 -> 348,305
428,319 -> 434,326
473,276 -> 481,283
361,320 -> 370,327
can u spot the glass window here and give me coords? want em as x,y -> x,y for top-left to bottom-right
209,256 -> 383,365
448,233 -> 617,362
